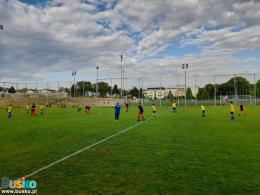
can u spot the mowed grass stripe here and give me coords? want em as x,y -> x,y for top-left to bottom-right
0,106 -> 165,179
1,106 -> 260,194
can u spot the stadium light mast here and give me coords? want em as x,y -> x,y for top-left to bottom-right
123,69 -> 125,101
182,64 -> 188,108
120,54 -> 123,103
234,74 -> 237,104
214,75 -> 217,106
254,72 -> 257,106
72,70 -> 76,98
96,66 -> 99,98
160,77 -> 162,108
195,74 -> 197,107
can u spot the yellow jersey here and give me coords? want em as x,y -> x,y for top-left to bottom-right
201,105 -> 206,111
172,103 -> 177,108
40,105 -> 44,110
26,105 -> 30,110
152,105 -> 156,111
7,106 -> 12,112
230,104 -> 235,112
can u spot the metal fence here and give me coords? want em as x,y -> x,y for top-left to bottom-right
0,72 -> 259,107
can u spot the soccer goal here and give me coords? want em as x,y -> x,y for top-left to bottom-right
219,95 -> 254,105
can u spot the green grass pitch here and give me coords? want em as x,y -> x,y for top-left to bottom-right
1,106 -> 260,194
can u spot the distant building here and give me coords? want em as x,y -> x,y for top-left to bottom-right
143,85 -> 198,99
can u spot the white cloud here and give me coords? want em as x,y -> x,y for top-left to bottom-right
0,0 -> 260,85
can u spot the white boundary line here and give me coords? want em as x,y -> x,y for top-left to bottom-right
21,115 -> 158,179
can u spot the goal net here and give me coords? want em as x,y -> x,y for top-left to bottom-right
219,95 -> 254,105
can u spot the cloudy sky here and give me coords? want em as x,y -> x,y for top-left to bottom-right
0,0 -> 260,88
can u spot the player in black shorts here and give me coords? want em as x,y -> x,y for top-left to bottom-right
85,105 -> 91,114
125,101 -> 129,112
239,102 -> 246,117
137,103 -> 145,121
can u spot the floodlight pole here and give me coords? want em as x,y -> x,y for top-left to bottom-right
96,66 -> 99,98
72,71 -> 76,98
120,54 -> 123,103
69,81 -> 72,98
58,81 -> 60,107
26,83 -> 28,105
83,81 -> 85,97
234,74 -> 237,104
141,77 -> 144,106
195,74 -> 197,107
138,77 -> 141,101
160,77 -> 162,108
47,81 -> 49,103
123,70 -> 125,102
110,78 -> 113,97
214,75 -> 217,106
3,82 -> 6,107
254,72 -> 257,106
182,64 -> 188,108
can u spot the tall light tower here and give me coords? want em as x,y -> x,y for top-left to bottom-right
96,66 -> 99,98
72,70 -> 76,97
182,64 -> 188,108
123,69 -> 125,101
120,54 -> 123,103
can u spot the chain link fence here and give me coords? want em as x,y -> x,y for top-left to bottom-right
0,72 -> 259,108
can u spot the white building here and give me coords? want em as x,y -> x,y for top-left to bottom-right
144,85 -> 198,99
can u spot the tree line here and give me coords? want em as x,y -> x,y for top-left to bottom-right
1,77 -> 260,99
194,77 -> 260,100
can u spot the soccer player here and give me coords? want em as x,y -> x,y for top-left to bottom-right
201,104 -> 206,117
152,103 -> 156,117
230,101 -> 235,121
31,103 -> 36,117
40,104 -> 44,115
85,105 -> 91,114
137,103 -> 145,121
125,101 -> 129,112
172,101 -> 177,112
239,102 -> 246,117
26,105 -> 30,114
7,105 -> 12,120
114,102 -> 121,123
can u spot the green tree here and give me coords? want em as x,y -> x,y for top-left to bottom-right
129,87 -> 139,98
112,84 -> 120,95
256,80 -> 260,97
8,86 -> 16,93
76,81 -> 93,96
70,84 -> 76,97
186,87 -> 194,99
197,88 -> 207,100
205,84 -> 215,99
168,90 -> 174,100
93,82 -> 110,97
217,76 -> 250,96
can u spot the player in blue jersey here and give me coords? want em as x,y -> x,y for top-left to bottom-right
114,102 -> 121,123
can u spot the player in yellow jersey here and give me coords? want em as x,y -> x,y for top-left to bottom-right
26,105 -> 30,114
40,104 -> 44,115
230,102 -> 235,121
201,104 -> 206,117
172,101 -> 177,112
7,105 -> 12,120
152,103 -> 156,117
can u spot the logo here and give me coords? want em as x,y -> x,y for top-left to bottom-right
1,176 -> 37,190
